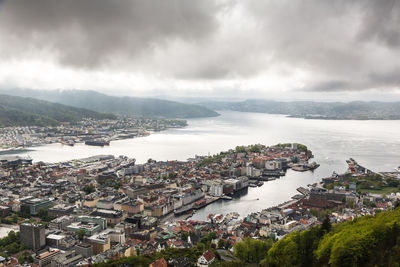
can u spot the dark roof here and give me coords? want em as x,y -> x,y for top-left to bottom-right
168,257 -> 190,267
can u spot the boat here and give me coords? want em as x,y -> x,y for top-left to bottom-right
61,140 -> 74,147
291,164 -> 309,172
292,162 -> 320,172
85,140 -> 110,147
308,162 -> 320,170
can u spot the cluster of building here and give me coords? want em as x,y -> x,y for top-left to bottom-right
0,117 -> 186,149
1,143 -> 397,266
0,143 -> 315,266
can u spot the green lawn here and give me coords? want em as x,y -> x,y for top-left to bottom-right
359,187 -> 399,195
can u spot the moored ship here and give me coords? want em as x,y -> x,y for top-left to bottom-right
85,140 -> 110,147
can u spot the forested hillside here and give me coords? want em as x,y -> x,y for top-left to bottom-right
200,99 -> 400,120
0,89 -> 219,119
0,94 -> 116,127
263,208 -> 400,266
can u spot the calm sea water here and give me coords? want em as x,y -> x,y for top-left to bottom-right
9,111 -> 400,219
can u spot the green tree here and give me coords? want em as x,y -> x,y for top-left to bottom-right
250,144 -> 261,153
235,146 -> 246,153
38,208 -> 50,221
320,215 -> 331,235
181,232 -> 189,242
18,251 -> 33,264
82,184 -> 95,194
218,239 -> 225,248
12,214 -> 19,224
297,144 -> 308,152
77,229 -> 86,241
234,237 -> 272,263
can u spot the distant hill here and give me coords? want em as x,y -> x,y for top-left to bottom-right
199,99 -> 400,120
0,89 -> 219,119
0,94 -> 116,127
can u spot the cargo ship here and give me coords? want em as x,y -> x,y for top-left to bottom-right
85,140 -> 110,147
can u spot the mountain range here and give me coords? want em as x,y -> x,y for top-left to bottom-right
0,88 -> 219,119
0,94 -> 116,127
199,99 -> 400,120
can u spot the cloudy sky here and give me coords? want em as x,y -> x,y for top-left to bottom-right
0,0 -> 400,101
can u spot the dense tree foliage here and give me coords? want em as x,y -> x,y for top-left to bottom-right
0,231 -> 26,257
266,208 -> 400,267
233,237 -> 273,263
249,144 -> 262,153
235,146 -> 247,153
18,251 -> 33,264
82,184 -> 96,195
77,229 -> 86,241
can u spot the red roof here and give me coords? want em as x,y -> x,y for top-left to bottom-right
202,250 -> 216,262
150,258 -> 167,267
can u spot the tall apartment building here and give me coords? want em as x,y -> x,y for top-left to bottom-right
20,223 -> 46,251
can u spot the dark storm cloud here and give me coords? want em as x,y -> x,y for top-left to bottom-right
0,0 -> 220,67
368,71 -> 400,87
307,81 -> 351,92
307,72 -> 400,93
0,0 -> 400,92
357,0 -> 400,47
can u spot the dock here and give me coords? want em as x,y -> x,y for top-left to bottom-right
297,186 -> 310,196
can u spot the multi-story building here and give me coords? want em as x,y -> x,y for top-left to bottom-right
0,205 -> 11,217
74,243 -> 93,258
49,216 -> 74,230
66,216 -> 107,236
209,182 -> 223,197
87,233 -> 111,255
20,198 -> 53,216
48,204 -> 74,218
120,199 -> 143,215
51,250 -> 83,267
34,249 -> 61,267
90,209 -> 124,225
20,223 -> 46,251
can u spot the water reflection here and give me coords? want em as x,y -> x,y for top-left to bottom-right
6,111 -> 400,220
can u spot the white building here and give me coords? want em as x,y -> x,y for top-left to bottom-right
197,250 -> 215,267
209,182 -> 223,197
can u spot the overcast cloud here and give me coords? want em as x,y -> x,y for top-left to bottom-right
0,0 -> 399,100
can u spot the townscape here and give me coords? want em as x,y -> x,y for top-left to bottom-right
0,143 -> 398,266
2,1 -> 400,266
0,117 -> 187,150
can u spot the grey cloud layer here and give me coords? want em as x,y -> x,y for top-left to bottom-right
0,0 -> 220,67
0,0 -> 399,91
